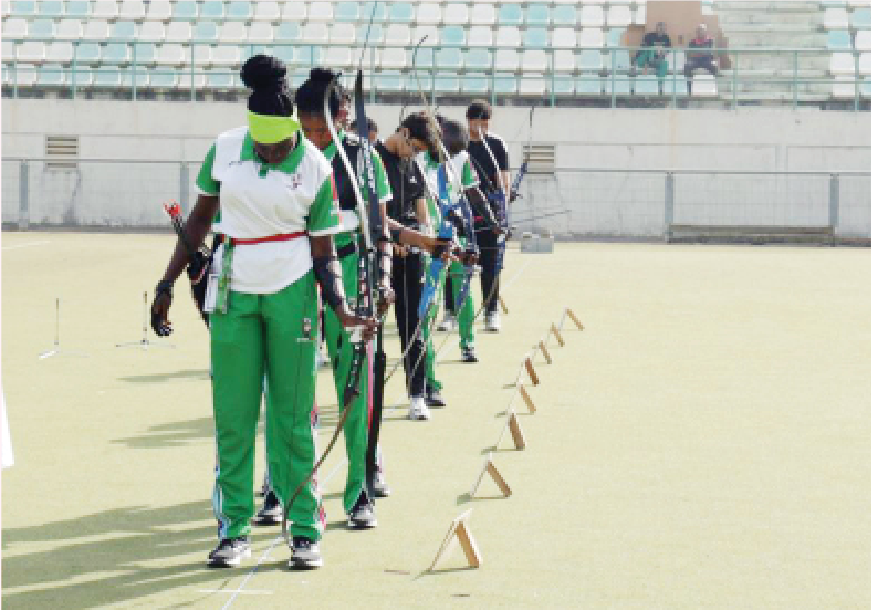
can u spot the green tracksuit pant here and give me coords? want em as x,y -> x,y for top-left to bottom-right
448,260 -> 475,350
322,233 -> 369,513
422,257 -> 444,392
210,272 -> 321,541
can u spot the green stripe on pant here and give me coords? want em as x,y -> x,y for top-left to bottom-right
210,271 -> 322,541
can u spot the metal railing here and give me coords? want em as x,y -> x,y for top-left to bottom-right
2,41 -> 869,110
3,158 -> 870,241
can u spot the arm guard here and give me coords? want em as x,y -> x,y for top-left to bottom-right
312,255 -> 348,313
465,186 -> 500,228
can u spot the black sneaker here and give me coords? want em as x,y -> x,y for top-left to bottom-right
253,491 -> 282,526
371,470 -> 391,498
460,347 -> 479,363
347,491 -> 377,529
207,536 -> 251,568
289,536 -> 323,569
425,388 -> 446,407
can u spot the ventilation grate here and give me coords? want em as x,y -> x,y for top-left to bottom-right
521,143 -> 555,175
45,135 -> 79,170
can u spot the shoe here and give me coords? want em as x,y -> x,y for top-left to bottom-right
484,312 -> 501,332
253,491 -> 282,526
289,536 -> 323,569
407,396 -> 430,421
207,536 -> 251,568
425,388 -> 446,407
460,347 -> 479,363
347,491 -> 377,529
371,469 -> 391,498
436,313 -> 456,332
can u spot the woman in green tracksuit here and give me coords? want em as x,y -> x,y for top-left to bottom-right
150,56 -> 375,570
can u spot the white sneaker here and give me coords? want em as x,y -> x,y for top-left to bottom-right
484,312 -> 501,332
436,314 -> 456,332
407,396 -> 430,421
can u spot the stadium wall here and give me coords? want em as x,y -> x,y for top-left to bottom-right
3,99 -> 871,238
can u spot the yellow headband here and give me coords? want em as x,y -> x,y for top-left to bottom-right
247,110 -> 301,144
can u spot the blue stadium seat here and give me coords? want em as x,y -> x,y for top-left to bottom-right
526,4 -> 550,27
524,27 -> 548,48
441,25 -> 466,46
38,1 -> 63,17
827,31 -> 852,50
605,76 -> 633,95
853,9 -> 871,29
131,42 -> 157,66
65,1 -> 90,18
388,2 -> 412,24
665,77 -> 689,96
205,68 -> 235,88
634,75 -> 661,95
606,49 -> 632,70
227,1 -> 252,21
498,4 -> 523,27
335,1 -> 359,22
149,68 -> 178,89
110,21 -> 138,40
436,47 -> 463,69
194,22 -> 219,42
434,74 -> 460,92
578,49 -> 604,70
577,74 -> 603,95
272,45 -> 294,65
358,23 -> 384,45
552,5 -> 576,27
493,73 -> 517,94
466,48 -> 492,71
103,42 -> 131,64
362,1 -> 388,22
551,74 -> 575,95
94,66 -> 123,87
275,23 -> 302,43
11,0 -> 35,16
200,1 -> 225,21
293,45 -> 324,68
862,78 -> 871,98
76,42 -> 102,65
461,73 -> 489,94
28,18 -> 54,37
376,70 -> 405,92
37,64 -> 66,87
173,1 -> 198,21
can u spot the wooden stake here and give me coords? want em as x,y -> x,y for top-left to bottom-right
550,323 -> 565,347
524,356 -> 540,386
519,382 -> 537,414
566,308 -> 584,330
538,339 -> 552,364
508,411 -> 526,450
470,452 -> 512,497
429,509 -> 482,570
498,295 -> 509,314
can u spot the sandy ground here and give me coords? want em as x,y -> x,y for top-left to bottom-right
2,232 -> 870,610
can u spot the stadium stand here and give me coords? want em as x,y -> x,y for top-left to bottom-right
0,0 -> 869,107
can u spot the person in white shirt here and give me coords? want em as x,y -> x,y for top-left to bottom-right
150,55 -> 376,570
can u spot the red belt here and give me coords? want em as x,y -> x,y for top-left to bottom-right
228,231 -> 307,246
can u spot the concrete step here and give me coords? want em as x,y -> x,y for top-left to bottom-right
715,1 -> 823,13
719,80 -> 833,94
721,32 -> 826,47
718,13 -> 823,27
726,54 -> 830,71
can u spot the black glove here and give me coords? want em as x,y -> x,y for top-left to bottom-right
150,280 -> 174,337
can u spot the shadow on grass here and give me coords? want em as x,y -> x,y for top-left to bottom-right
111,417 -> 215,449
456,492 -> 508,506
1,500 -> 234,610
414,566 -> 478,580
118,369 -> 210,383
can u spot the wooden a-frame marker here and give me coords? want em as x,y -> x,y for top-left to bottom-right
550,323 -> 565,347
518,382 -> 537,414
495,406 -> 527,451
538,339 -> 552,364
498,295 -> 509,314
524,356 -> 540,385
566,307 -> 584,330
470,452 -> 512,498
429,509 -> 482,571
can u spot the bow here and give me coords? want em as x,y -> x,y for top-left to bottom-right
163,201 -> 211,326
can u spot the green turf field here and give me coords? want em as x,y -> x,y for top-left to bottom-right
2,233 -> 870,609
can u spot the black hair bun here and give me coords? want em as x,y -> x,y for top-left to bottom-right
241,55 -> 287,91
309,67 -> 339,84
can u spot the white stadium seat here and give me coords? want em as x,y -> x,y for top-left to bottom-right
443,3 -> 469,26
45,41 -> 74,63
165,22 -> 192,43
301,23 -> 329,43
93,1 -> 119,20
255,1 -> 281,21
522,49 -> 548,71
308,2 -> 333,22
830,52 -> 857,74
470,4 -> 495,26
146,0 -> 171,22
139,21 -> 166,41
467,26 -> 493,47
248,22 -> 273,43
385,24 -> 411,46
219,22 -> 247,43
17,41 -> 45,63
331,23 -> 357,45
83,20 -> 110,40
119,0 -> 145,21
56,19 -> 84,40
495,49 -> 519,71
2,17 -> 27,38
417,3 -> 442,25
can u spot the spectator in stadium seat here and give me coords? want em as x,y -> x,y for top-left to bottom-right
683,24 -> 719,95
633,22 -> 671,87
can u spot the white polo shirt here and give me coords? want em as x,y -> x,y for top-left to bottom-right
196,127 -> 342,294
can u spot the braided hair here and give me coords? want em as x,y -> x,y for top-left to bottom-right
294,67 -> 344,119
240,54 -> 294,117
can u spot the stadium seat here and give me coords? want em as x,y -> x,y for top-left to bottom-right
227,1 -> 253,21
254,2 -> 281,22
859,52 -> 871,73
178,70 -> 208,90
827,30 -> 851,49
440,25 -> 466,46
301,23 -> 329,44
145,1 -> 171,22
92,1 -> 118,20
417,3 -> 441,25
553,49 -> 575,72
83,20 -> 109,40
526,4 -> 550,27
581,5 -> 605,28
862,78 -> 871,98
522,49 -> 548,71
56,19 -> 84,40
358,23 -> 384,45
308,2 -> 333,21
139,21 -> 166,42
605,75 -> 633,95
166,22 -> 192,43
200,1 -> 225,21
413,46 -> 434,68
551,74 -> 575,95
65,0 -> 90,18
524,27 -> 548,48
444,2 -> 469,26
520,74 -> 547,95
12,64 -> 36,87
495,49 -> 519,71
275,23 -> 301,44
665,77 -> 689,96
831,75 -> 856,97
110,20 -> 137,40
2,17 -> 27,38
857,31 -> 871,50
331,23 -> 357,45
824,7 -> 850,29
633,5 -> 647,26
210,45 -> 241,67
413,24 -> 439,46
205,68 -> 237,89
493,73 -> 517,94
578,49 -> 604,70
468,26 -> 493,47
334,2 -> 358,22
2,40 -> 16,61
10,0 -> 34,16
118,1 -> 145,21
271,45 -> 293,65
608,5 -> 632,27
466,48 -> 493,71
691,74 -> 717,96
17,41 -> 45,63
38,64 -> 66,87
552,5 -> 576,27
634,75 -> 660,95
498,4 -> 523,27
194,21 -> 219,42
293,45 -> 324,68
360,1 -> 387,22
385,24 -> 411,46
248,22 -> 273,44
219,22 -> 247,44
461,73 -> 489,94
434,74 -> 460,92
324,46 -> 353,69
173,1 -> 198,21
76,42 -> 102,65
436,47 -> 463,69
94,66 -> 123,87
470,4 -> 495,26
580,28 -> 605,48
606,49 -> 632,70
376,69 -> 405,92
381,47 -> 407,69
156,43 -> 187,66
607,28 -> 627,47
853,8 -> 871,28
830,52 -> 857,73
388,2 -> 413,24
496,26 -> 522,48
103,42 -> 131,64
28,18 -> 54,38
38,0 -> 63,17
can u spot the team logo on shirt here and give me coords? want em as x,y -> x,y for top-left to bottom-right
286,172 -> 304,190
